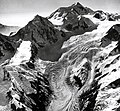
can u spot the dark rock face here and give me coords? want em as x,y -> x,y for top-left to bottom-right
101,24 -> 120,47
12,15 -> 61,44
93,10 -> 107,21
0,33 -> 17,64
107,78 -> 120,89
11,15 -> 66,61
105,24 -> 120,41
62,16 -> 97,35
93,10 -> 120,21
101,24 -> 120,57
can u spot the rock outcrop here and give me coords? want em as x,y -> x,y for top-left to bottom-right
0,33 -> 18,64
93,11 -> 120,21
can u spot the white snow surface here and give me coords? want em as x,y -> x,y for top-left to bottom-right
49,12 -> 65,25
10,41 -> 31,65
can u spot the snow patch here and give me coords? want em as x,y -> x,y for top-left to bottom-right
49,17 -> 63,25
48,12 -> 67,25
10,41 -> 31,65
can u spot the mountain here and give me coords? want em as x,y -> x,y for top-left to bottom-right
48,2 -> 94,20
48,2 -> 97,36
11,15 -> 68,61
0,23 -> 20,36
48,2 -> 94,26
0,2 -> 120,111
10,14 -> 97,61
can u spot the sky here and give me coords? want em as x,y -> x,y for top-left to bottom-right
0,0 -> 120,26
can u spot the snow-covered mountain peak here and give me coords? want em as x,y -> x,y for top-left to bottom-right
48,2 -> 94,26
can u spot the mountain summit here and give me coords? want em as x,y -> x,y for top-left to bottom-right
48,2 -> 94,20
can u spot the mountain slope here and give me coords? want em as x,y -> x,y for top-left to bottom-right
10,15 -> 66,61
48,2 -> 94,21
0,33 -> 18,64
10,14 -> 97,61
48,3 -> 97,36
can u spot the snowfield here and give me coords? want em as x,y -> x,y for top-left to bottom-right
10,41 -> 31,65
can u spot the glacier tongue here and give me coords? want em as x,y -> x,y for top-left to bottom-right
10,41 -> 31,65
